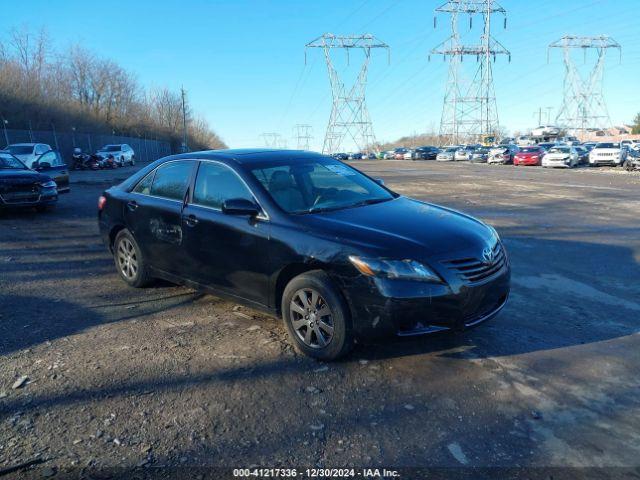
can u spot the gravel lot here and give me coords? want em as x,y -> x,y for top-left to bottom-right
1,159 -> 639,478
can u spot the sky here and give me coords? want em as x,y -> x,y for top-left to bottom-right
1,0 -> 639,151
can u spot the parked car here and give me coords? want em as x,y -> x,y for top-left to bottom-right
488,145 -> 519,164
4,143 -> 52,168
582,143 -> 596,152
531,125 -> 561,137
513,146 -> 544,166
402,149 -> 414,160
97,144 -> 135,167
393,147 -> 409,160
331,153 -> 349,161
412,146 -> 439,160
623,148 -> 640,171
588,142 -> 626,167
381,150 -> 396,160
499,137 -> 515,145
542,145 -> 579,168
537,142 -> 557,152
454,145 -> 479,161
516,136 -> 533,147
469,146 -> 491,163
0,151 -> 58,211
574,146 -> 589,165
99,150 -> 510,360
31,150 -> 70,193
436,146 -> 459,161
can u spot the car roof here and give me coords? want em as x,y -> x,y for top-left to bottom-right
165,148 -> 328,165
7,143 -> 43,147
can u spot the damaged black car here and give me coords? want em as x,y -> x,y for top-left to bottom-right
98,149 -> 510,360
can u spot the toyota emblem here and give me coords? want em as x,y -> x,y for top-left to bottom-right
482,247 -> 495,265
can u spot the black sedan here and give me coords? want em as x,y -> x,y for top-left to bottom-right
0,151 -> 58,211
412,146 -> 439,160
98,149 -> 510,360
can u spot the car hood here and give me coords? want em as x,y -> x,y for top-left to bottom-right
591,148 -> 620,154
515,152 -> 540,157
296,197 -> 496,259
0,169 -> 50,183
545,152 -> 570,159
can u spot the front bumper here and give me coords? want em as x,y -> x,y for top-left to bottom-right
337,265 -> 511,339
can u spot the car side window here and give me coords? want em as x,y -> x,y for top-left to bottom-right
192,162 -> 253,210
149,161 -> 194,201
37,151 -> 57,167
133,171 -> 155,195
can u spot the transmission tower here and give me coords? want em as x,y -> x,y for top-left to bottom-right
260,132 -> 282,148
549,35 -> 621,139
431,1 -> 510,144
293,124 -> 313,150
306,33 -> 389,154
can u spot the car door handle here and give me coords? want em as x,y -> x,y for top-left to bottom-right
183,214 -> 199,227
127,201 -> 138,212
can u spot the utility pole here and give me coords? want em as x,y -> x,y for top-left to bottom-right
51,122 -> 59,150
549,35 -> 621,139
2,118 -> 9,146
306,33 -> 389,154
293,124 -> 313,150
181,86 -> 189,153
431,0 -> 510,144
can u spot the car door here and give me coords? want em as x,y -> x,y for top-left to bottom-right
124,159 -> 196,277
33,151 -> 70,193
180,160 -> 271,307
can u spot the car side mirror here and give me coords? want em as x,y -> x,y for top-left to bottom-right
222,198 -> 260,217
374,178 -> 385,186
35,161 -> 51,170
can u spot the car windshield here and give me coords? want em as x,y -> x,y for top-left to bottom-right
474,147 -> 489,153
595,143 -> 619,149
6,145 -> 33,155
249,158 -> 394,214
100,145 -> 121,152
520,147 -> 540,153
0,153 -> 27,169
549,147 -> 570,154
445,148 -> 457,153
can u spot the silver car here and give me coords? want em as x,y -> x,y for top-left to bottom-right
96,144 -> 136,167
436,146 -> 460,162
4,143 -> 52,168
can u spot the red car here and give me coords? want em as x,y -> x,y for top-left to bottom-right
514,146 -> 544,166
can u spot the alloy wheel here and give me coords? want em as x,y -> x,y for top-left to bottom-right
289,288 -> 334,349
117,238 -> 138,280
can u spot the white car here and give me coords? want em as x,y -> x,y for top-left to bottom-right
542,145 -> 579,168
488,145 -> 519,164
436,147 -> 459,161
516,136 -> 534,146
588,142 -> 626,167
454,145 -> 478,161
531,125 -> 561,137
402,149 -> 414,160
4,143 -> 52,168
96,144 -> 135,167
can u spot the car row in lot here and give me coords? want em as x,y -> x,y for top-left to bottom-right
338,141 -> 637,170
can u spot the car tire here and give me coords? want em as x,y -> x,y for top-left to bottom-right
282,270 -> 353,361
623,159 -> 633,171
130,157 -> 136,166
113,229 -> 152,288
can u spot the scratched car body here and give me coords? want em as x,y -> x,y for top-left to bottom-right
98,149 -> 510,360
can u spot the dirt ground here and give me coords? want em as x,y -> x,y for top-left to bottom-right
1,159 -> 639,478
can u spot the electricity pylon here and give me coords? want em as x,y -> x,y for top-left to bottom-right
293,124 -> 313,150
306,33 -> 389,154
548,35 -> 621,139
260,132 -> 282,148
431,1 -> 510,144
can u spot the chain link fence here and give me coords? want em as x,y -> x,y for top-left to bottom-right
2,127 -> 172,163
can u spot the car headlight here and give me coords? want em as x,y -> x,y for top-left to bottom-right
348,256 -> 443,283
39,180 -> 57,189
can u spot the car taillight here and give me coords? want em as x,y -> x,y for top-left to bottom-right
98,195 -> 107,211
